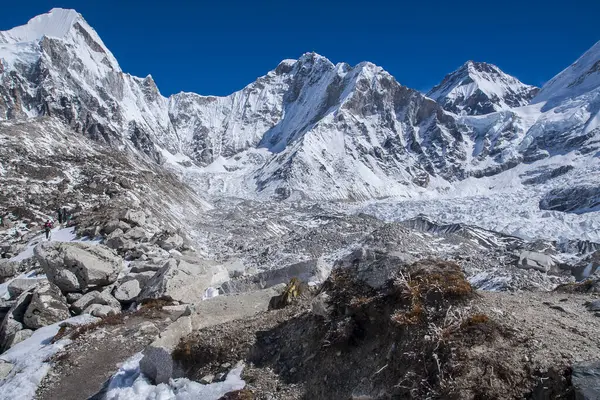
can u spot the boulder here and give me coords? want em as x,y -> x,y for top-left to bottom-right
120,210 -> 146,227
66,293 -> 83,304
586,300 -> 600,312
518,251 -> 555,273
0,260 -> 18,279
34,242 -> 121,292
0,289 -> 34,351
139,316 -> 193,384
124,227 -> 150,241
154,231 -> 184,251
123,271 -> 156,286
162,304 -> 193,320
137,258 -> 229,304
105,229 -> 135,252
8,329 -> 33,347
139,285 -> 282,384
7,277 -> 46,299
103,220 -> 131,235
572,361 -> 600,400
83,304 -> 121,318
72,290 -> 121,314
23,282 -> 70,329
130,262 -> 162,274
113,280 -> 141,303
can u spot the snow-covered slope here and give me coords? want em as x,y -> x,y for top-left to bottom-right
533,40 -> 600,104
427,61 -> 539,115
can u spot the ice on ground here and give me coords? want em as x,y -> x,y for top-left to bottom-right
105,353 -> 245,400
203,287 -> 220,300
9,227 -> 101,262
0,314 -> 99,400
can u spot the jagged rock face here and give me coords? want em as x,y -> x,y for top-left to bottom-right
1,9 -> 600,202
427,61 -> 539,115
539,185 -> 600,213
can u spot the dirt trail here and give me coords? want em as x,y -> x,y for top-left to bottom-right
36,311 -> 171,400
479,290 -> 600,366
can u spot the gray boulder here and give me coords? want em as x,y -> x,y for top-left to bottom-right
113,280 -> 141,303
105,229 -> 135,251
518,251 -> 555,273
130,262 -> 163,274
72,290 -> 121,314
103,220 -> 131,235
23,282 -> 70,329
154,231 -> 184,251
572,361 -> 600,400
0,289 -> 34,351
34,242 -> 121,292
123,271 -> 156,286
7,329 -> 33,348
124,227 -> 150,241
137,258 -> 229,304
586,300 -> 600,312
0,260 -> 18,279
120,210 -> 146,227
66,292 -> 83,304
7,277 -> 46,299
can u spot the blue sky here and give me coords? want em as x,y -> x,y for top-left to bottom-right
2,0 -> 599,96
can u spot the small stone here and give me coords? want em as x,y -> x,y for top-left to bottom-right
214,372 -> 227,382
138,322 -> 159,337
200,374 -> 214,384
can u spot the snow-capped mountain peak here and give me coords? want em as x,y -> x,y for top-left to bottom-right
0,8 -> 82,43
427,60 -> 538,115
533,40 -> 600,104
0,8 -> 119,71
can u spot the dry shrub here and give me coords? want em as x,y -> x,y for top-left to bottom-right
461,313 -> 489,328
219,389 -> 255,400
140,298 -> 175,310
173,339 -> 195,364
51,313 -> 124,343
554,279 -> 596,293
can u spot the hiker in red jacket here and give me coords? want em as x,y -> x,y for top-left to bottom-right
44,219 -> 53,240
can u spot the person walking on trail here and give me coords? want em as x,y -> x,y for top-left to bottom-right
57,208 -> 63,225
44,219 -> 53,240
62,207 -> 68,225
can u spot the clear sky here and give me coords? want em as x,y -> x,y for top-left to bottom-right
2,0 -> 599,96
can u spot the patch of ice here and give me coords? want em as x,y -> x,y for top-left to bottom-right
203,287 -> 220,300
104,353 -> 245,400
0,314 -> 99,400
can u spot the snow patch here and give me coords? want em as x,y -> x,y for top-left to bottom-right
104,353 -> 245,400
0,314 -> 99,400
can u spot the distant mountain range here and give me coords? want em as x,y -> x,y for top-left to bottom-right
1,8 -> 599,206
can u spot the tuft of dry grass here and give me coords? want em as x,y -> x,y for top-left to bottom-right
218,389 -> 255,400
461,313 -> 490,328
140,298 -> 175,310
51,313 -> 124,343
554,279 -> 596,293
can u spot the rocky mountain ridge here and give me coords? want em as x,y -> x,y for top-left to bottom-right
427,60 -> 539,115
1,8 -> 599,203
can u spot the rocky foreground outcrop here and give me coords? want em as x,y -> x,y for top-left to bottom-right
170,250 -> 600,400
